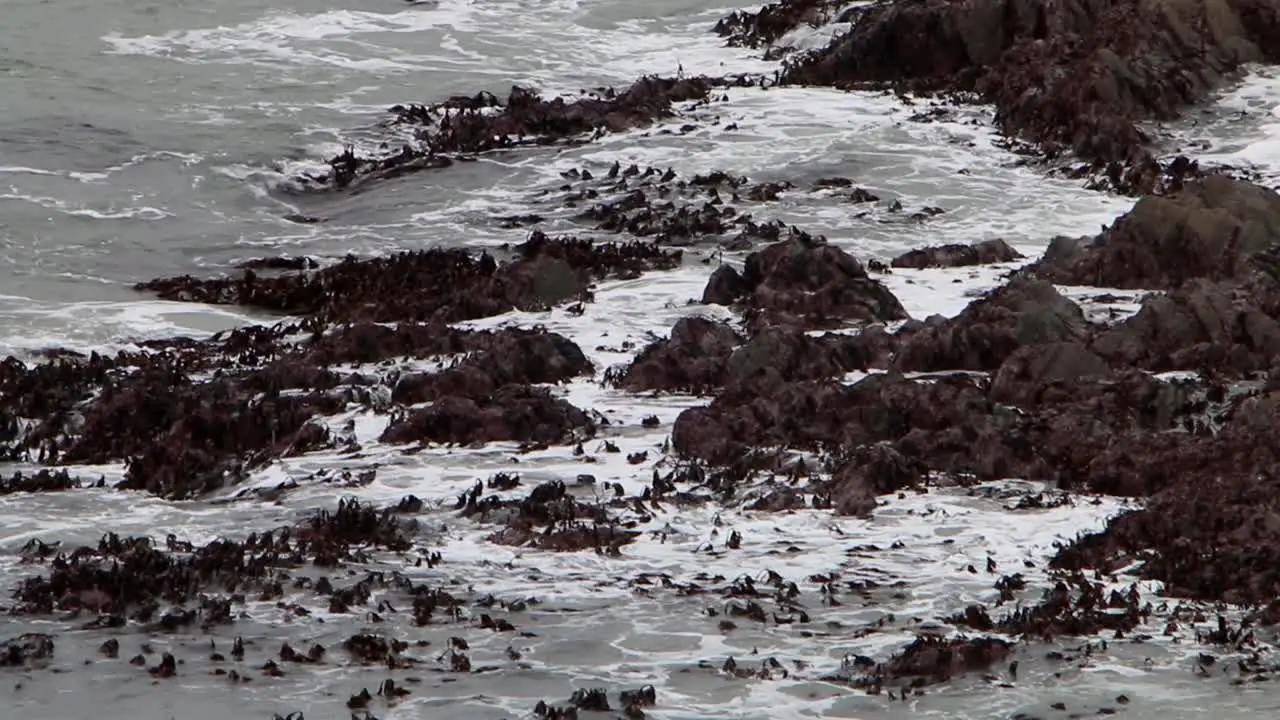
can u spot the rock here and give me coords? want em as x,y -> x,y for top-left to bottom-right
714,0 -> 857,50
0,468 -> 81,495
615,317 -> 742,393
990,342 -> 1112,405
12,500 -> 413,616
671,372 -> 1004,469
1053,434 -> 1280,604
703,233 -> 908,332
514,231 -> 682,280
1,634 -> 54,667
379,385 -> 593,447
236,256 -> 319,271
703,265 -> 747,305
137,235 -> 683,327
393,329 -> 593,405
826,444 -> 925,516
895,277 -> 1088,372
459,479 -> 639,552
723,327 -> 881,387
881,636 -> 1013,684
1034,176 -> 1280,288
1091,277 -> 1280,375
891,239 -> 1024,269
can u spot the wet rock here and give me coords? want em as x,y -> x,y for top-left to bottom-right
677,360 -> 1200,493
989,343 -> 1112,405
343,634 -> 406,665
0,468 -> 81,495
781,0 -> 1280,195
1052,427 -> 1280,603
701,233 -> 907,332
672,372 -> 999,468
723,326 -> 892,386
236,256 -> 319,271
613,316 -> 743,393
714,0 -> 856,51
1091,277 -> 1280,376
136,248 -> 574,326
392,329 -> 593,405
1,634 -> 54,667
514,231 -> 682,280
891,239 -> 1024,269
824,444 -> 925,516
614,321 -> 895,394
569,167 -> 798,247
139,233 -> 685,328
945,605 -> 995,632
1034,176 -> 1280,288
703,265 -> 747,305
994,575 -> 1142,638
895,277 -> 1087,372
459,480 -> 639,553
380,385 -> 593,447
881,636 -> 1012,684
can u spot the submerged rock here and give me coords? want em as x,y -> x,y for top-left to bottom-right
881,636 -> 1013,684
891,239 -> 1024,269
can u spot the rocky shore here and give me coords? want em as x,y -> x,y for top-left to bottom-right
5,0 -> 1280,716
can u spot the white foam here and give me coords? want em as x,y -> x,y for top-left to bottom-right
1163,65 -> 1280,184
101,6 -> 477,72
0,295 -> 274,359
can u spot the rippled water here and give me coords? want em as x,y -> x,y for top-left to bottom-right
3,0 -> 1280,718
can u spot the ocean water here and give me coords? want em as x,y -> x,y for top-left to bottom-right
2,1 -> 1280,718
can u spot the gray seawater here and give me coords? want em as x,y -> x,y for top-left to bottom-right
3,0 -> 1280,718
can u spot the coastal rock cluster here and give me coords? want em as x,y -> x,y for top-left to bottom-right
4,0 -> 1280,710
777,0 -> 1280,194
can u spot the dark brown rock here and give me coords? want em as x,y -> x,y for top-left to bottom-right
459,479 -> 639,553
990,342 -> 1112,404
12,499 -> 413,616
702,234 -> 907,332
881,636 -> 1013,684
825,444 -> 925,516
1034,176 -> 1280,288
1,634 -> 54,667
392,329 -> 593,405
380,385 -> 592,447
891,239 -> 1024,269
895,277 -> 1088,372
1091,277 -> 1280,375
614,317 -> 742,394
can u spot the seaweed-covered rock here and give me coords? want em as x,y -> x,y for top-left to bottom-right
380,385 -> 592,447
1035,176 -> 1280,288
701,234 -> 907,332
